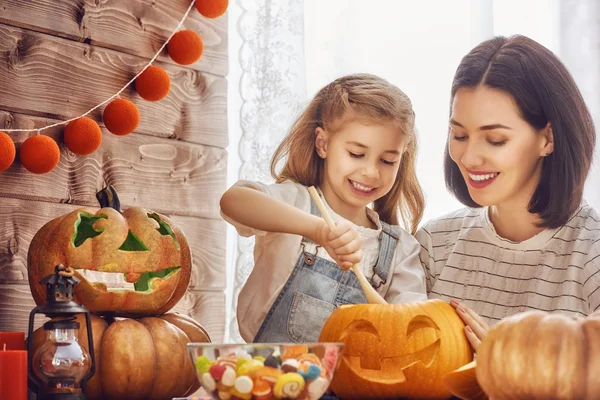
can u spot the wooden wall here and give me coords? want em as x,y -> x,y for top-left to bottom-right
0,0 -> 228,341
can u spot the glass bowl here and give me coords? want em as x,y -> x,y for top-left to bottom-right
187,342 -> 344,400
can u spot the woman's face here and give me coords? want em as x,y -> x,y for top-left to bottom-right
448,86 -> 553,209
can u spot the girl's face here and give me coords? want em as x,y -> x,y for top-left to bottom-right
315,118 -> 405,215
449,86 -> 553,209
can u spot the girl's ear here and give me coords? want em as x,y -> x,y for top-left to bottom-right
540,123 -> 554,157
315,127 -> 329,158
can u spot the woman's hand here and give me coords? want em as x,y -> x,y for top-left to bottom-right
450,299 -> 489,351
314,219 -> 362,271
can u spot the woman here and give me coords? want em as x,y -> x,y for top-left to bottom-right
416,35 -> 599,350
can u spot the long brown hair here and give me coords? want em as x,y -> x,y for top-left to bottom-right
445,35 -> 595,228
270,73 -> 424,233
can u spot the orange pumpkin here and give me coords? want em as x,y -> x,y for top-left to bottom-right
27,186 -> 192,317
29,313 -> 209,400
476,310 -> 600,400
319,299 -> 473,399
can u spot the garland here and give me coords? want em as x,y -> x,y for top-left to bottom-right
0,0 -> 228,174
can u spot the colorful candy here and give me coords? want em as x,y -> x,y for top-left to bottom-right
194,347 -> 334,400
273,372 -> 305,399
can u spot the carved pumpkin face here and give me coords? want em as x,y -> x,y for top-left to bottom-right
27,187 -> 191,317
319,299 -> 473,399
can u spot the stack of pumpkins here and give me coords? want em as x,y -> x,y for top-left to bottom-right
27,186 -> 209,400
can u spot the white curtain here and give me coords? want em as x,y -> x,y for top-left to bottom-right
225,0 -> 600,342
559,0 -> 600,208
225,0 -> 307,343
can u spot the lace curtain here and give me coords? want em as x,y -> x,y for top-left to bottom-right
227,0 -> 307,343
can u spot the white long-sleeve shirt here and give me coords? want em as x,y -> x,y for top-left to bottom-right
223,180 -> 427,342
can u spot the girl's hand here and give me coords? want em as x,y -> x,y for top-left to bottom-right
450,299 -> 489,351
314,219 -> 362,271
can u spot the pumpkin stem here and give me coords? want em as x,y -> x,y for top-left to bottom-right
96,185 -> 121,212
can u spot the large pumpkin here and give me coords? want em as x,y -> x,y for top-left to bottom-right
476,310 -> 600,400
28,186 -> 192,317
29,313 -> 210,400
319,299 -> 473,399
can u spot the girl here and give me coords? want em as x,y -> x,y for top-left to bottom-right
416,35 -> 600,351
221,73 -> 427,343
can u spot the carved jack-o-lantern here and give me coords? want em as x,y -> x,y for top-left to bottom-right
27,186 -> 192,317
319,299 -> 473,399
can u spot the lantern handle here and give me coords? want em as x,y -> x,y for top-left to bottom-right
307,186 -> 387,304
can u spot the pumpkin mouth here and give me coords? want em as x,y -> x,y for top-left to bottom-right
75,267 -> 181,292
344,338 -> 441,383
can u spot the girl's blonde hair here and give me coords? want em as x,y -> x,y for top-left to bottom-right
271,73 -> 424,233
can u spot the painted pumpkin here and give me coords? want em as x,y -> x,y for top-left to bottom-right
27,186 -> 192,317
29,313 -> 210,400
476,310 -> 600,400
319,299 -> 473,399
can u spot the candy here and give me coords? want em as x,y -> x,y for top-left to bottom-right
218,390 -> 232,400
236,358 -> 249,370
202,372 -> 217,392
307,377 -> 327,400
273,372 -> 305,399
252,366 -> 283,384
252,378 -> 272,397
236,349 -> 253,361
237,359 -> 264,376
234,375 -> 254,394
253,356 -> 266,363
195,355 -> 211,374
298,364 -> 321,381
221,366 -> 237,386
281,358 -> 299,373
231,387 -> 253,400
297,353 -> 321,367
281,345 -> 308,360
210,364 -> 227,381
321,346 -> 337,374
264,355 -> 280,368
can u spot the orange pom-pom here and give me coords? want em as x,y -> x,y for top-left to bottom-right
20,135 -> 60,174
0,131 -> 16,172
103,98 -> 140,136
195,0 -> 228,18
64,117 -> 102,155
168,30 -> 203,65
136,66 -> 171,101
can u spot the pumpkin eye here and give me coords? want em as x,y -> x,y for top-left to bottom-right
119,231 -> 149,251
73,212 -> 107,247
148,213 -> 179,248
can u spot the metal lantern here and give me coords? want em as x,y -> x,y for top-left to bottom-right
27,265 -> 95,400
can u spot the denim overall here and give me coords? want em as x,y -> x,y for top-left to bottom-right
254,194 -> 401,343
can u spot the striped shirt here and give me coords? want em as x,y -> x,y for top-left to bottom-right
415,203 -> 600,325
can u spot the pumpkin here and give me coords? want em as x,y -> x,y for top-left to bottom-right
29,313 -> 210,400
443,361 -> 487,400
318,299 -> 473,399
27,186 -> 192,317
476,310 -> 600,400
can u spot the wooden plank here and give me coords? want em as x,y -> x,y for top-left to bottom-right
0,284 -> 46,333
0,197 -> 226,290
0,0 -> 228,77
0,285 -> 225,343
0,111 -> 226,219
0,23 -> 228,148
172,290 -> 226,342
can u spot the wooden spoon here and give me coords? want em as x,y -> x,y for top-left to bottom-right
307,186 -> 386,304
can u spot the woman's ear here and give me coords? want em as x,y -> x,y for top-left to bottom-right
540,123 -> 554,157
315,127 -> 329,158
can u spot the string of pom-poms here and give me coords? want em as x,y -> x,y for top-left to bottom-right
0,0 -> 228,174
